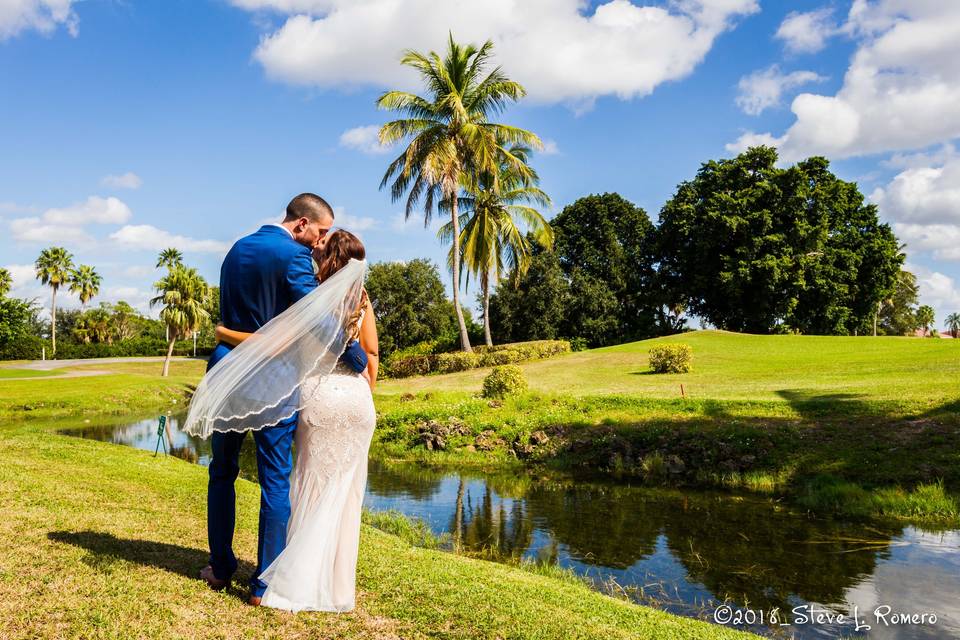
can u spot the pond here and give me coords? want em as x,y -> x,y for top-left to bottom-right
64,414 -> 960,639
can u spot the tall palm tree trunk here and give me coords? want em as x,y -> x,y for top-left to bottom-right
51,286 -> 57,357
449,193 -> 472,352
482,271 -> 493,347
162,335 -> 176,377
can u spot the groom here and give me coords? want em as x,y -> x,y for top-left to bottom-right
200,193 -> 368,605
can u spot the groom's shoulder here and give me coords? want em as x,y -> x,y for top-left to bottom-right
229,225 -> 308,264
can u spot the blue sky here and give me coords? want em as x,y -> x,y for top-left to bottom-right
3,0 -> 960,328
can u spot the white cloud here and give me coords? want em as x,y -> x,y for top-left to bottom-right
735,65 -> 825,116
9,217 -> 95,245
101,172 -> 143,190
904,262 -> 960,323
9,195 -> 133,245
871,149 -> 960,261
733,2 -> 960,161
541,139 -> 560,156
331,206 -> 376,232
894,224 -> 960,261
725,131 -> 786,154
339,125 -> 393,155
0,0 -> 79,40
775,7 -> 838,54
240,0 -> 758,107
110,225 -> 230,254
872,161 -> 960,227
41,196 -> 132,225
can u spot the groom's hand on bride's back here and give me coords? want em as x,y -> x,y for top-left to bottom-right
340,340 -> 368,373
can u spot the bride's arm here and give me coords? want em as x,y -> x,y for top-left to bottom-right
215,325 -> 253,347
358,298 -> 379,391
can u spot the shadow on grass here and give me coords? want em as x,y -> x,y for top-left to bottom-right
47,530 -> 255,590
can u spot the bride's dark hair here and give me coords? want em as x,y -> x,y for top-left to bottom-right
315,229 -> 365,282
315,230 -> 367,340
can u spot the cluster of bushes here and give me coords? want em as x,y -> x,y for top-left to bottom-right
482,365 -> 528,398
384,339 -> 571,378
647,343 -> 692,373
0,335 -> 212,361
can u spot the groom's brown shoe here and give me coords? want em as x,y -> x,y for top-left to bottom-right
247,594 -> 262,607
199,565 -> 228,591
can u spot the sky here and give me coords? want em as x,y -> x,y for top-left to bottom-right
2,0 -> 960,329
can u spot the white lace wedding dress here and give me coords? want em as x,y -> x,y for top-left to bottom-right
259,354 -> 376,612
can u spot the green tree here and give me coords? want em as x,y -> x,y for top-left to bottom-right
69,264 -> 102,309
657,147 -> 902,334
0,267 -> 11,297
945,312 -> 960,339
377,34 -> 540,352
364,259 -> 455,357
489,247 -> 570,343
440,144 -> 553,345
916,305 -> 935,336
156,248 -> 184,271
0,297 -> 37,346
110,301 -> 140,341
553,193 -> 659,345
151,265 -> 210,376
878,270 -> 919,335
35,246 -> 74,356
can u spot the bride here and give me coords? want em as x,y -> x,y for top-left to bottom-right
206,230 -> 378,612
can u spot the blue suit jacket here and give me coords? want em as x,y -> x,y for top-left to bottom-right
209,225 -> 367,372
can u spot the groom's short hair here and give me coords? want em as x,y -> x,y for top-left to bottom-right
285,193 -> 334,223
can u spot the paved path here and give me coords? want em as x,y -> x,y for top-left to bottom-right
0,356 -> 206,381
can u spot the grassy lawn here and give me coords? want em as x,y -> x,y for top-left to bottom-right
0,419 -> 751,639
0,359 -> 205,420
380,331 -> 960,413
0,368 -> 68,379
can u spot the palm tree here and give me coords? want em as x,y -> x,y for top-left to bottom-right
156,248 -> 184,271
0,267 -> 11,297
151,265 -> 210,377
946,312 -> 960,339
69,264 -> 102,309
377,34 -> 541,352
35,247 -> 74,357
439,144 -> 553,345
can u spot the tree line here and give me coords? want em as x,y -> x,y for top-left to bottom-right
0,248 -> 215,375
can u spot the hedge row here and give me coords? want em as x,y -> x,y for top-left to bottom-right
384,339 -> 571,378
0,336 -> 213,361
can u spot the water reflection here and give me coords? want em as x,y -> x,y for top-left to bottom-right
63,415 -> 960,639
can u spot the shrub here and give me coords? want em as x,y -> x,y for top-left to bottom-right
385,339 -> 571,378
436,351 -> 479,373
647,343 -> 692,373
478,349 -> 522,367
482,365 -> 528,398
385,354 -> 435,378
0,335 -> 45,361
568,337 -> 588,352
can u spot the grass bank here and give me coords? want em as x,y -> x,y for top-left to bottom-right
374,331 -> 960,524
0,418 -> 750,639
